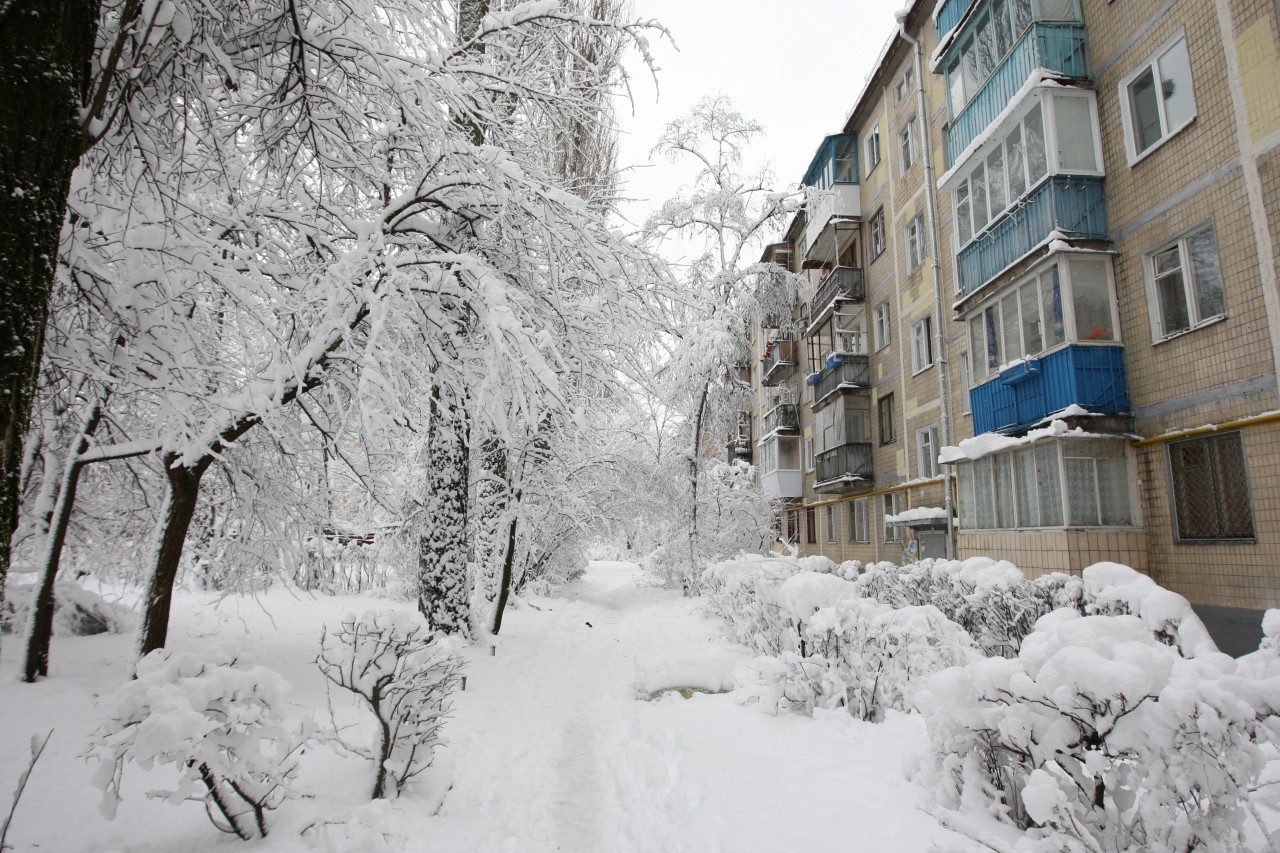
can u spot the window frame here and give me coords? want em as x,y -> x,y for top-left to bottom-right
917,425 -> 940,479
1118,31 -> 1197,165
899,117 -> 919,173
911,316 -> 934,374
878,392 -> 897,445
865,123 -> 882,175
1167,431 -> 1256,543
959,351 -> 973,414
804,436 -> 815,473
895,63 -> 914,103
805,507 -> 817,544
869,208 -> 886,260
849,498 -> 869,543
873,301 -> 892,352
883,492 -> 904,543
906,213 -> 926,270
826,504 -> 837,544
1143,221 -> 1227,343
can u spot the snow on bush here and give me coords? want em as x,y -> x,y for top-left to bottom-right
916,609 -> 1280,851
2,579 -> 135,637
315,610 -> 464,799
88,645 -> 306,840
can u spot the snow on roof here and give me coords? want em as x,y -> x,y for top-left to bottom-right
884,506 -> 949,525
939,418 -> 1128,464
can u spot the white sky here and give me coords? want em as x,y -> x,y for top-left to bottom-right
613,0 -> 907,237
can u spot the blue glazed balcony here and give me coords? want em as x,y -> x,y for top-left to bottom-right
946,23 -> 1088,167
958,175 -> 1107,298
936,0 -> 975,39
969,345 -> 1129,434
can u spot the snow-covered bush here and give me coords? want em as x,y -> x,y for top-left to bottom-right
316,610 -> 463,799
701,555 -> 802,655
916,609 -> 1280,851
88,646 -> 306,840
2,579 -> 135,637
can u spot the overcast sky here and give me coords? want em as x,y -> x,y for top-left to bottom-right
613,0 -> 907,236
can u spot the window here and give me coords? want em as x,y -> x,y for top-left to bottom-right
917,426 -> 940,479
786,510 -> 799,544
911,316 -> 934,373
873,302 -> 892,351
944,0 -> 1036,114
906,214 -> 926,270
870,209 -> 886,259
804,437 -> 815,472
878,393 -> 896,445
1169,432 -> 1254,542
966,256 -> 1113,384
805,507 -> 817,544
1146,223 -> 1225,340
954,437 -> 1134,530
959,351 -> 972,414
826,505 -> 837,543
1121,33 -> 1196,163
895,63 -> 914,103
883,492 -> 904,542
900,118 -> 919,172
849,499 -> 869,543
865,124 -> 882,174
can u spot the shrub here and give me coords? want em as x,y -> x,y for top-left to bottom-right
88,646 -> 305,840
315,610 -> 464,799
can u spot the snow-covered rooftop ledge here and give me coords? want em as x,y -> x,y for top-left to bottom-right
885,506 -> 949,526
939,417 -> 1135,464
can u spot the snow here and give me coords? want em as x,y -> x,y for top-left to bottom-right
885,506 -> 948,525
0,561 -> 969,852
939,417 -> 1122,463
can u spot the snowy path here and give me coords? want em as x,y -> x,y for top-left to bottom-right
429,561 -> 965,852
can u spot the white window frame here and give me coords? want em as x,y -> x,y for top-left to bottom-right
883,492 -> 904,543
959,351 -> 972,414
865,123 -> 881,174
1144,222 -> 1227,342
849,499 -> 869,543
899,117 -> 919,173
917,425 -> 940,479
873,302 -> 892,351
804,437 -> 815,472
906,214 -> 926,270
895,64 -> 914,103
870,208 -> 886,259
1119,31 -> 1197,165
911,316 -> 934,374
826,504 -> 837,544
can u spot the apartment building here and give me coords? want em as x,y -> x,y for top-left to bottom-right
746,0 -> 1280,643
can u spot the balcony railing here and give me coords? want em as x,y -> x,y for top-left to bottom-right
958,175 -> 1107,298
969,344 -> 1129,434
813,357 -> 870,406
762,403 -> 799,435
935,0 -> 975,38
762,338 -> 797,385
947,24 -> 1089,166
810,266 -> 866,321
815,442 -> 873,487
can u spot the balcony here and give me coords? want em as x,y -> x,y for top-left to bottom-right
761,469 -> 803,500
969,344 -> 1129,434
809,266 -> 865,322
812,357 -> 870,408
762,338 -> 797,385
935,0 -> 975,39
762,403 -> 799,436
803,184 -> 861,264
947,24 -> 1089,167
815,443 -> 873,490
958,175 -> 1107,298
727,436 -> 753,462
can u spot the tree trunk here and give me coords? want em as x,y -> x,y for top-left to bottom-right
0,0 -> 100,649
417,381 -> 472,636
686,383 -> 709,593
21,394 -> 103,681
136,455 -> 212,659
490,513 -> 518,636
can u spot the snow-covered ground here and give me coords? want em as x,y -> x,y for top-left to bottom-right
0,562 -> 965,852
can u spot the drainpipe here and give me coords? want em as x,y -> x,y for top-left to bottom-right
897,11 -> 955,559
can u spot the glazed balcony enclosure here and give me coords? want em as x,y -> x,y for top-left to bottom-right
801,134 -> 860,265
759,433 -> 802,500
762,338 -> 797,386
970,345 -> 1129,434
